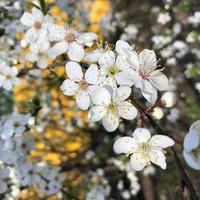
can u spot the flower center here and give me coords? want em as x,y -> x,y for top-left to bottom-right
78,79 -> 89,90
108,103 -> 117,114
34,21 -> 41,30
139,142 -> 151,152
139,68 -> 153,80
14,122 -> 20,128
191,146 -> 200,159
108,66 -> 120,77
65,32 -> 75,43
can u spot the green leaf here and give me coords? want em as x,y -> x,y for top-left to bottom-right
27,95 -> 42,116
39,0 -> 47,15
27,2 -> 41,10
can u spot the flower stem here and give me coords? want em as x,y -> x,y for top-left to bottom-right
131,98 -> 199,200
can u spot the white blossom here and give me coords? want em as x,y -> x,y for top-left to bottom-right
89,86 -> 137,132
114,128 -> 175,171
0,167 -> 10,193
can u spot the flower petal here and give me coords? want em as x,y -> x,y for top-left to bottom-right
150,135 -> 175,149
115,40 -> 132,54
32,7 -> 44,22
118,101 -> 138,120
65,61 -> 83,81
102,112 -> 119,132
98,50 -> 115,67
48,25 -> 66,42
139,49 -> 157,68
76,90 -> 90,110
60,79 -> 79,96
91,87 -> 111,106
184,131 -> 199,152
114,86 -> 131,102
130,152 -> 149,171
183,150 -> 200,170
85,64 -> 99,84
150,72 -> 168,91
20,12 -> 34,26
48,41 -> 69,60
25,28 -> 38,43
88,106 -> 107,122
76,32 -> 97,44
113,136 -> 137,154
37,56 -> 49,69
84,49 -> 103,63
25,53 -> 38,62
68,42 -> 84,62
149,150 -> 166,169
133,128 -> 151,143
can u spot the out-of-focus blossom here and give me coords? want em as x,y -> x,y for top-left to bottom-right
157,12 -> 171,25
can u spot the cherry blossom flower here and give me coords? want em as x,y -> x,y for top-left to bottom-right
116,40 -> 169,104
183,120 -> 200,170
48,24 -> 97,61
114,128 -> 175,171
20,7 -> 53,43
89,86 -> 138,132
25,39 -> 50,69
0,167 -> 10,193
60,61 -> 99,110
0,61 -> 19,91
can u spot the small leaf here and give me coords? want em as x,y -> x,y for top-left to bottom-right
27,95 -> 42,116
39,0 -> 47,15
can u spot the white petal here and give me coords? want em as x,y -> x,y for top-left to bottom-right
118,101 -> 138,120
48,25 -> 66,42
68,42 -> 84,62
37,56 -> 49,69
184,131 -> 199,152
76,90 -> 90,110
183,150 -> 200,170
150,72 -> 168,91
32,7 -> 43,22
130,153 -> 149,171
115,40 -> 132,54
133,128 -> 151,143
48,41 -> 69,60
98,51 -> 115,67
84,49 -> 103,63
102,112 -> 119,132
85,64 -> 99,84
65,61 -> 83,82
139,49 -> 157,68
76,32 -> 97,44
60,79 -> 79,96
149,150 -> 166,169
0,180 -> 7,193
25,28 -> 38,43
150,135 -> 175,149
114,86 -> 131,102
20,12 -> 34,26
88,106 -> 107,122
25,53 -> 38,62
91,87 -> 111,106
115,55 -> 129,70
127,51 -> 139,69
113,136 -> 137,154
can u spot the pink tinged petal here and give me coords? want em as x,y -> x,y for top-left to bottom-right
184,131 -> 199,152
114,86 -> 131,102
37,56 -> 49,69
149,150 -> 166,169
25,53 -> 38,62
85,64 -> 99,84
68,42 -> 84,62
20,12 -> 34,26
32,7 -> 44,22
115,40 -> 132,54
133,128 -> 151,143
88,106 -> 107,122
150,72 -> 169,91
76,32 -> 97,44
60,79 -> 79,96
130,152 -> 149,171
48,41 -> 69,60
150,135 -> 175,149
91,87 -> 111,106
139,49 -> 157,68
183,150 -> 200,170
102,112 -> 120,132
98,50 -> 115,67
84,49 -> 103,63
65,61 -> 83,81
25,28 -> 38,43
48,25 -> 67,42
118,101 -> 138,120
113,136 -> 137,154
76,90 -> 90,110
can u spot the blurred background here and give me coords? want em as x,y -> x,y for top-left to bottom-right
0,0 -> 200,199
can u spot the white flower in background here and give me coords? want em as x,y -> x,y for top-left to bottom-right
48,24 -> 97,61
25,39 -> 50,69
0,113 -> 32,140
0,167 -> 10,194
157,12 -> 171,25
187,11 -> 200,27
0,62 -> 19,91
114,128 -> 175,171
161,91 -> 176,108
20,7 -> 53,43
116,41 -> 168,104
183,120 -> 200,170
60,61 -> 99,110
89,86 -> 138,132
